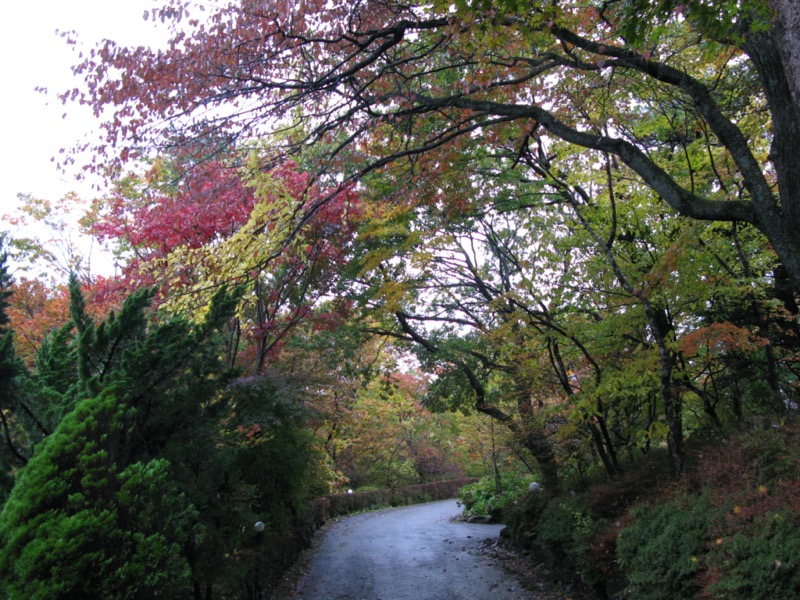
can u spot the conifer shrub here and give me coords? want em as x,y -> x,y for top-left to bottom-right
0,283 -> 329,599
616,495 -> 712,600
0,390 -> 195,600
705,509 -> 800,599
536,493 -> 607,587
707,510 -> 800,600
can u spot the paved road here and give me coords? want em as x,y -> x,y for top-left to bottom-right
290,499 -> 529,600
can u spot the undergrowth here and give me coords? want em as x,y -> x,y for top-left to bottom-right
506,423 -> 800,599
457,473 -> 536,519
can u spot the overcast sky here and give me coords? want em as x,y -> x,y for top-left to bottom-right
1,1 -> 173,209
0,1 -> 179,275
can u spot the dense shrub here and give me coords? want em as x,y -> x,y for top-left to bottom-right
536,493 -> 607,587
313,477 -> 478,522
0,391 -> 195,600
616,490 -> 800,600
502,489 -> 550,550
616,495 -> 712,600
740,428 -> 800,483
458,473 -> 535,519
706,509 -> 800,599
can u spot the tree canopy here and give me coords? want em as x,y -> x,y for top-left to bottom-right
68,0 -> 800,285
51,0 -> 800,480
3,0 -> 800,596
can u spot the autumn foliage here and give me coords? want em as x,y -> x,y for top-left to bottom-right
3,0 -> 800,597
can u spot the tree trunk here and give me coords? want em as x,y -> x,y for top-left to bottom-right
472,400 -> 560,492
771,0 -> 800,113
518,427 -> 560,493
744,22 -> 800,287
659,353 -> 685,477
649,307 -> 685,476
587,421 -> 619,478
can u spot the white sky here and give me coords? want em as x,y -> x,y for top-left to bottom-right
1,1 -> 172,208
0,1 -> 174,276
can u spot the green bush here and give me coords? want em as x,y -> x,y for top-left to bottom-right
707,510 -> 800,599
616,495 -> 713,600
537,493 -> 606,586
0,391 -> 194,600
502,488 -> 550,549
457,473 -> 534,518
741,429 -> 800,484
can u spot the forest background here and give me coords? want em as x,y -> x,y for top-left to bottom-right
2,0 -> 800,598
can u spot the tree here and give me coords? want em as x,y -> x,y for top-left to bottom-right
0,281 -> 236,598
324,371 -> 464,488
0,390 -> 196,600
67,0 -> 800,291
338,121 -> 792,477
58,0 -> 800,484
92,156 -> 361,373
0,236 -> 26,499
4,193 -> 101,284
771,0 -> 800,110
5,278 -> 72,367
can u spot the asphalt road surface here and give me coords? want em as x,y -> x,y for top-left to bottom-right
290,499 -> 530,600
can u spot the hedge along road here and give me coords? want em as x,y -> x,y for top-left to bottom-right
289,499 -> 529,600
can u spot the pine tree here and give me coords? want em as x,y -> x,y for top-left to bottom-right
0,389 -> 195,600
0,279 -> 328,598
0,236 -> 26,502
0,285 -> 244,599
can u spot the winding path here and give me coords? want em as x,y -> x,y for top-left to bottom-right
290,499 -> 529,600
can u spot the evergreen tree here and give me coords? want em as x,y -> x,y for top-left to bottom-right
0,235 -> 24,502
0,236 -> 12,332
0,389 -> 195,600
0,275 -> 330,598
0,285 -> 244,599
